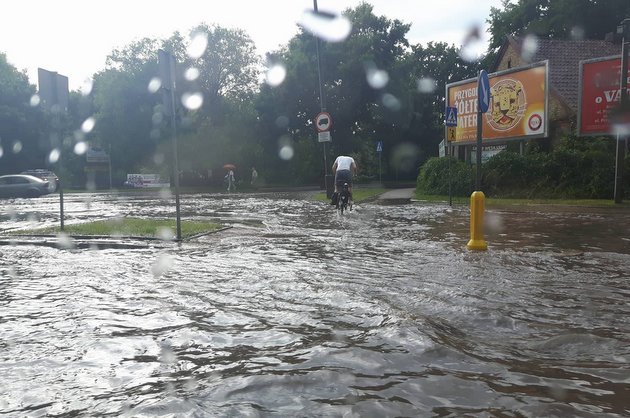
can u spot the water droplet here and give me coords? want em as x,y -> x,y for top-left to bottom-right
56,232 -> 75,250
266,63 -> 286,87
157,227 -> 175,241
0,146 -> 3,158
152,112 -> 164,126
74,141 -> 88,155
160,345 -> 177,364
185,67 -> 200,81
30,94 -> 41,107
417,77 -> 437,93
279,145 -> 294,160
151,254 -> 174,278
278,136 -> 294,160
570,26 -> 585,41
275,115 -> 289,128
366,65 -> 389,89
48,148 -> 60,164
81,79 -> 94,96
521,34 -> 539,62
181,92 -> 203,110
382,93 -> 401,111
81,117 -> 95,133
153,153 -> 165,165
12,141 -> 22,154
188,32 -> 208,59
159,188 -> 172,200
148,77 -> 162,93
298,10 -> 352,43
459,25 -> 484,62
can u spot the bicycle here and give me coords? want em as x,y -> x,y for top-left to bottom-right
337,182 -> 352,214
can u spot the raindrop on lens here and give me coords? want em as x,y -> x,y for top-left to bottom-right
12,141 -> 22,154
366,66 -> 389,89
56,232 -> 75,250
417,77 -> 437,93
148,77 -> 162,93
48,148 -> 60,164
185,67 -> 200,81
181,92 -> 203,110
30,94 -> 41,107
570,26 -> 585,41
153,153 -> 165,165
81,117 -> 95,133
298,10 -> 352,42
0,146 -> 3,158
459,25 -> 483,62
81,79 -> 94,96
266,63 -> 287,87
74,141 -> 88,155
382,93 -> 401,111
157,227 -> 175,241
521,34 -> 539,62
279,145 -> 294,160
151,254 -> 174,278
188,32 -> 208,58
275,115 -> 289,128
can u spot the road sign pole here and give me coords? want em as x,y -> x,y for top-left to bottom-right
476,109 -> 482,190
468,70 -> 489,251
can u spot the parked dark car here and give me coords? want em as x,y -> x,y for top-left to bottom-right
21,169 -> 59,192
0,174 -> 52,198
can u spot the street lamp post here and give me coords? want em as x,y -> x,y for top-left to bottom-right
614,18 -> 630,204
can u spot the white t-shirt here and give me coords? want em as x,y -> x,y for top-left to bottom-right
334,156 -> 355,171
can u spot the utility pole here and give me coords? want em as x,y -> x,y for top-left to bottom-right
313,0 -> 334,197
614,18 -> 629,204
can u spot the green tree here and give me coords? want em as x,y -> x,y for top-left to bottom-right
0,52 -> 46,174
487,0 -> 630,52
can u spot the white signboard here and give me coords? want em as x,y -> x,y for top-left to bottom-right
124,174 -> 170,188
318,131 -> 331,143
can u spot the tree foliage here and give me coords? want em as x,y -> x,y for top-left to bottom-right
487,0 -> 630,52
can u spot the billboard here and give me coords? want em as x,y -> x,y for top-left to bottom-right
578,55 -> 630,136
445,61 -> 548,144
37,68 -> 69,112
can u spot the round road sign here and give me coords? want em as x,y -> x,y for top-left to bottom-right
315,112 -> 332,132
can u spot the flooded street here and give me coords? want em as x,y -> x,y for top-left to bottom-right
1,191 -> 629,417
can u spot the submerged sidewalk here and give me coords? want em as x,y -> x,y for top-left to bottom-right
377,188 -> 415,204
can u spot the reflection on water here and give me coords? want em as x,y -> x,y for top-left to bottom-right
1,192 -> 629,416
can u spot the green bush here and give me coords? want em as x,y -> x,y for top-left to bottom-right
416,136 -> 629,199
416,157 -> 473,196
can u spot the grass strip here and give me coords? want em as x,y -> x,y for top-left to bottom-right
14,217 -> 223,240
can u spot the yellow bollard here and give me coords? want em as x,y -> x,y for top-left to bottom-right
467,191 -> 488,251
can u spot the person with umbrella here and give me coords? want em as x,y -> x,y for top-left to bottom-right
224,164 -> 236,192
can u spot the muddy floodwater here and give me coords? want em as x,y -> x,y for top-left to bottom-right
1,191 -> 629,417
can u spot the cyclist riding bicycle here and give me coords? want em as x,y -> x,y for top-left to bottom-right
331,155 -> 357,205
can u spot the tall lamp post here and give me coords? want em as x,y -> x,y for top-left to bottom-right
614,18 -> 630,204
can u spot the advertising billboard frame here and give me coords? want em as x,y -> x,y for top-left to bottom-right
445,60 -> 549,145
577,54 -> 627,137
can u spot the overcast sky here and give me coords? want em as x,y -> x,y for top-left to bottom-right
0,0 -> 505,91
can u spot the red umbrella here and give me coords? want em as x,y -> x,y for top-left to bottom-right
223,164 -> 236,170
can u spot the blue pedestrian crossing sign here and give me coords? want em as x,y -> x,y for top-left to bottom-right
445,106 -> 458,127
376,141 -> 383,152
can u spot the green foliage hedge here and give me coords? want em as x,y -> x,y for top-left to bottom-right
417,137 -> 630,199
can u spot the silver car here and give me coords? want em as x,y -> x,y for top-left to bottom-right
21,169 -> 59,192
0,174 -> 52,198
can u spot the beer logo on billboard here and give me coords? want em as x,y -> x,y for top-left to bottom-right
489,78 -> 526,131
